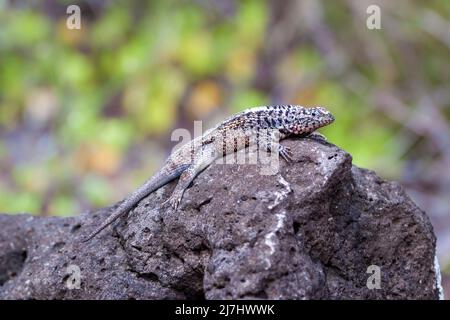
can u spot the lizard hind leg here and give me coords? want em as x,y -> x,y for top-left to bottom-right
163,146 -> 217,211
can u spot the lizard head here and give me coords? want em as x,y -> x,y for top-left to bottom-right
285,106 -> 335,135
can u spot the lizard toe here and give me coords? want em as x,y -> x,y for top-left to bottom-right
166,193 -> 182,211
279,146 -> 293,163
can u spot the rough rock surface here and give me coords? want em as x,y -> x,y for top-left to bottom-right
0,138 -> 442,299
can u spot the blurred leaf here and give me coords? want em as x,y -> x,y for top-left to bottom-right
58,51 -> 94,88
48,195 -> 78,217
97,119 -> 135,151
74,142 -> 122,176
231,90 -> 268,113
117,37 -> 151,78
178,31 -> 215,76
0,55 -> 25,102
0,189 -> 40,214
57,18 -> 85,46
123,68 -> 184,135
225,47 -> 256,83
90,7 -> 130,48
60,98 -> 99,145
12,164 -> 49,193
235,0 -> 267,45
2,10 -> 50,47
80,174 -> 112,207
187,80 -> 223,118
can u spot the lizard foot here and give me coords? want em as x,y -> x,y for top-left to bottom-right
162,192 -> 183,211
279,145 -> 293,163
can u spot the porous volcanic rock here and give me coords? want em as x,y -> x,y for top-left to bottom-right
0,138 -> 442,299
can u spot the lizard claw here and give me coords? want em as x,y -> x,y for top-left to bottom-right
162,192 -> 183,211
279,145 -> 293,163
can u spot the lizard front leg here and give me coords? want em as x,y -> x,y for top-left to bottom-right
258,129 -> 293,163
278,144 -> 293,162
163,145 -> 217,210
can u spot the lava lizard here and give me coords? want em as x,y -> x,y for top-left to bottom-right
82,105 -> 335,242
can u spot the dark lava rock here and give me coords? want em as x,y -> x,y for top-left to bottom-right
0,138 -> 443,299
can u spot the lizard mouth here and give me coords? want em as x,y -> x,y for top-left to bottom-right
314,116 -> 334,130
323,114 -> 335,125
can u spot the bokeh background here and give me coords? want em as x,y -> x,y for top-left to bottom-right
0,0 -> 449,296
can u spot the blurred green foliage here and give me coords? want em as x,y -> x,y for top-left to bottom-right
0,0 -> 449,218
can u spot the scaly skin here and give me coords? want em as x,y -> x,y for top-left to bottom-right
82,105 -> 335,242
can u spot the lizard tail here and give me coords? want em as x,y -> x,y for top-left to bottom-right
81,165 -> 187,242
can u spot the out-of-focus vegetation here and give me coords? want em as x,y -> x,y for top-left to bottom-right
1,0 -> 450,292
